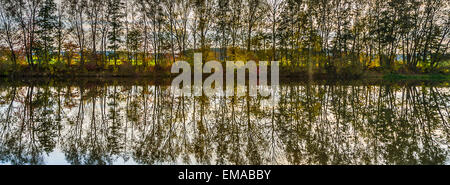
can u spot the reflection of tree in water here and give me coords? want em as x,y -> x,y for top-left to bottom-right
0,85 -> 59,164
0,82 -> 449,164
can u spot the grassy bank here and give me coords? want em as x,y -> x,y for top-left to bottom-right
2,70 -> 449,82
1,63 -> 449,81
382,73 -> 450,80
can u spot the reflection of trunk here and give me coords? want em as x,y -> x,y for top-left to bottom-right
230,96 -> 239,164
246,95 -> 254,163
142,86 -> 147,126
29,86 -> 34,126
101,86 -> 106,126
151,86 -> 158,140
77,86 -> 85,140
430,87 -> 449,132
113,85 -> 117,127
270,96 -> 275,163
5,86 -> 16,124
91,95 -> 96,140
57,87 -> 62,136
166,89 -> 175,151
181,95 -> 188,155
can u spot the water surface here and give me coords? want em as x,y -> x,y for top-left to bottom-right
0,79 -> 449,165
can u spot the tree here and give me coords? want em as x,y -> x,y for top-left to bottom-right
126,28 -> 142,65
55,2 -> 65,65
86,0 -> 103,65
107,0 -> 125,66
11,0 -> 43,69
36,0 -> 57,67
244,0 -> 266,52
0,0 -> 18,68
213,0 -> 231,61
267,0 -> 284,61
0,0 -> 448,74
66,0 -> 87,68
193,0 -> 213,55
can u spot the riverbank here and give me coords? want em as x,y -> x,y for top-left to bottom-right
380,73 -> 450,80
1,74 -> 449,89
1,66 -> 449,80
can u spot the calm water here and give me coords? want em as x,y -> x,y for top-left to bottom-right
0,79 -> 449,165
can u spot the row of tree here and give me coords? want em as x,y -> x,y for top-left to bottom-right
0,0 -> 449,72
